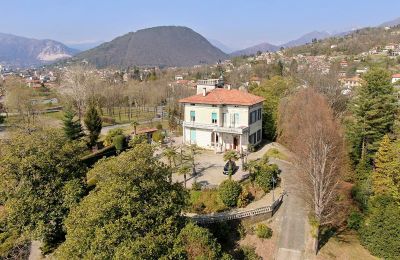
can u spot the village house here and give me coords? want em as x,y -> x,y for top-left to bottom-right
179,80 -> 265,153
339,76 -> 362,94
391,73 -> 400,84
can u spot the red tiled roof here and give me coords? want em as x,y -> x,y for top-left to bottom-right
392,74 -> 400,78
179,88 -> 265,106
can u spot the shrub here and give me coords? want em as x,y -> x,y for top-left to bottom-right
129,134 -> 147,148
192,181 -> 202,191
218,180 -> 242,207
152,130 -> 164,143
236,245 -> 262,260
255,223 -> 272,239
103,128 -> 123,146
0,114 -> 4,124
347,210 -> 363,230
237,189 -> 253,208
112,134 -> 125,151
254,163 -> 279,193
174,223 -> 224,260
156,123 -> 163,130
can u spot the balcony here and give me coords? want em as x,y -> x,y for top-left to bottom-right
183,121 -> 248,134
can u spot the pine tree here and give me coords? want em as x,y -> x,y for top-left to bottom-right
347,68 -> 398,164
84,102 -> 102,147
62,108 -> 84,140
372,135 -> 396,198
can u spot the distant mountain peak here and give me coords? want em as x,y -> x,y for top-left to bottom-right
0,33 -> 78,67
379,17 -> 400,27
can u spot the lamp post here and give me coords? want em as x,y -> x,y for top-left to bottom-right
272,176 -> 276,203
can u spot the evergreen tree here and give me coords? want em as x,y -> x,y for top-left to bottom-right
84,102 -> 102,147
347,68 -> 398,164
371,136 -> 400,202
62,108 -> 84,140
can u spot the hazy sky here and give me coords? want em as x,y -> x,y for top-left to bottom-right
1,0 -> 400,50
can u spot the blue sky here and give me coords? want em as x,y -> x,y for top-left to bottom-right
1,0 -> 400,50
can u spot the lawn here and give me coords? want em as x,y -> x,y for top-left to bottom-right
101,107 -> 159,125
265,148 -> 288,161
316,231 -> 378,260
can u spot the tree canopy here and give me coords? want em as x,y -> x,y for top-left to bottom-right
0,128 -> 87,253
56,143 -> 188,259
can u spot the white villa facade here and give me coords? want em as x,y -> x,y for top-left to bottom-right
179,82 -> 265,153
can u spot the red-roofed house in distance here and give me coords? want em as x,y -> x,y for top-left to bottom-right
179,79 -> 265,153
391,73 -> 400,84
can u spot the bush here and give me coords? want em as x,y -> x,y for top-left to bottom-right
255,223 -> 272,239
192,181 -> 202,191
0,114 -> 4,124
156,123 -> 163,130
237,189 -> 253,208
174,223 -> 224,260
103,128 -> 123,146
152,130 -> 164,143
235,245 -> 262,260
218,180 -> 242,208
112,134 -> 125,151
347,210 -> 363,230
254,164 -> 279,192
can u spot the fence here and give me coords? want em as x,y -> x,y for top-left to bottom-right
190,192 -> 286,224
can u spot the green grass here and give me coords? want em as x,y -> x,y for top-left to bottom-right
42,110 -> 64,121
265,148 -> 288,161
101,107 -> 156,125
189,189 -> 228,214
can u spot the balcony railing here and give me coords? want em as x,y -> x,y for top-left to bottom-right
183,121 -> 248,134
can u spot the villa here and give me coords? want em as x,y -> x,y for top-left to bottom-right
179,80 -> 265,153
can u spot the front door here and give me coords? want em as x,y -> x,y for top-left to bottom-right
190,129 -> 196,144
233,136 -> 238,150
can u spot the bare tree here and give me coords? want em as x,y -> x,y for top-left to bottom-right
60,65 -> 101,119
278,88 -> 344,253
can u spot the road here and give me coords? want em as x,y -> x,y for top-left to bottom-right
274,159 -> 308,260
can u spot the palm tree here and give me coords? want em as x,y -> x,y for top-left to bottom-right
223,150 -> 240,178
188,144 -> 202,175
163,147 -> 177,182
178,164 -> 191,188
246,159 -> 259,186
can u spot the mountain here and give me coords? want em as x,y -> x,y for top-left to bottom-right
73,26 -> 228,68
67,41 -> 104,51
230,42 -> 279,57
281,31 -> 331,48
0,33 -> 79,67
208,39 -> 235,53
379,17 -> 400,27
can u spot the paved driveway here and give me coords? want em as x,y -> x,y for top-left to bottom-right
171,141 -> 281,187
273,159 -> 309,260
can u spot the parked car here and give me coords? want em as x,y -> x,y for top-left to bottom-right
223,161 -> 238,175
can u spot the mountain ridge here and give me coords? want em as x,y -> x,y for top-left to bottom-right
72,26 -> 228,68
0,33 -> 79,67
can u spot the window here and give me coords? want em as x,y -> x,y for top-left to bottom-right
190,111 -> 195,122
211,112 -> 217,124
234,113 -> 239,126
249,133 -> 256,144
223,113 -> 227,127
258,108 -> 262,120
256,129 -> 262,142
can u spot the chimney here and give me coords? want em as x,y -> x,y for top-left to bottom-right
203,87 -> 207,96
